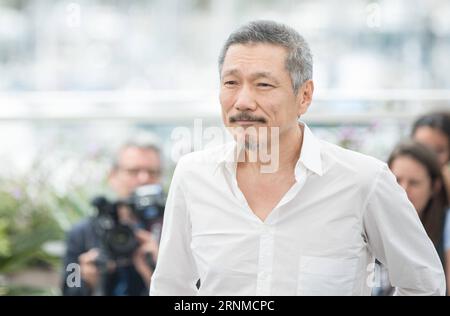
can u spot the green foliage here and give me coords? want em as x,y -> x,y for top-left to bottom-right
0,184 -> 91,277
0,141 -> 110,295
1,285 -> 59,296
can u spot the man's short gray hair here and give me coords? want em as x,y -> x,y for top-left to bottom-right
218,20 -> 313,94
112,133 -> 162,169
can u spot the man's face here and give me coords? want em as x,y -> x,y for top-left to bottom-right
109,146 -> 161,199
219,43 -> 312,147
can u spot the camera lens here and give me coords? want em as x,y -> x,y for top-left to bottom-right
105,224 -> 138,258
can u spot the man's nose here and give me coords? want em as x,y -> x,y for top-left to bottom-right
137,170 -> 151,184
233,85 -> 257,112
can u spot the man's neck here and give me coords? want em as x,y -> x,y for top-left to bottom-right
239,123 -> 303,175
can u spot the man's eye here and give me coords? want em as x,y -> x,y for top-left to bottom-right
224,80 -> 237,86
257,82 -> 274,88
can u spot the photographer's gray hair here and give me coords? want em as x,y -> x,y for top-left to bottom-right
112,132 -> 162,169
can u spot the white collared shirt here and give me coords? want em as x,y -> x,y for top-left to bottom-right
150,123 -> 445,296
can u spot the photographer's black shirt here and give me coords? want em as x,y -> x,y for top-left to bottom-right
62,218 -> 150,296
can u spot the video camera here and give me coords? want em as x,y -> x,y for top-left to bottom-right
91,184 -> 165,266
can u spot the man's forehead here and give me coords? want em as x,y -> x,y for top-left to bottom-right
221,43 -> 288,74
222,68 -> 272,77
221,69 -> 281,84
118,146 -> 159,163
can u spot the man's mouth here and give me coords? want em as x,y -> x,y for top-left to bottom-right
233,120 -> 262,126
229,114 -> 266,125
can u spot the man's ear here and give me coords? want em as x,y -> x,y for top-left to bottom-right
296,80 -> 314,117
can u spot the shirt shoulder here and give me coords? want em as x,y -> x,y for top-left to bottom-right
319,139 -> 386,186
69,217 -> 95,236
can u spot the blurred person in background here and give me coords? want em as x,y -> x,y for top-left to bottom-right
412,112 -> 450,294
62,137 -> 165,296
374,140 -> 449,295
412,111 -> 450,199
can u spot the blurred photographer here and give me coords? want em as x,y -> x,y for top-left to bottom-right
62,137 -> 165,296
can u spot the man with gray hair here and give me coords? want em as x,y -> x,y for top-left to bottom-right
150,20 -> 445,296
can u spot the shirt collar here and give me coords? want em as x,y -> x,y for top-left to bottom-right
297,122 -> 323,177
213,142 -> 241,175
214,122 -> 323,177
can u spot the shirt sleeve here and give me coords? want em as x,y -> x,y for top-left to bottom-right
363,163 -> 446,296
150,159 -> 200,296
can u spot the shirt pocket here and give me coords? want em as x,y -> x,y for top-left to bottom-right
297,256 -> 358,296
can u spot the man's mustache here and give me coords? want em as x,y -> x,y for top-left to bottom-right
229,112 -> 267,124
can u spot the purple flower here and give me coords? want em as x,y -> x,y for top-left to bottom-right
10,188 -> 22,200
